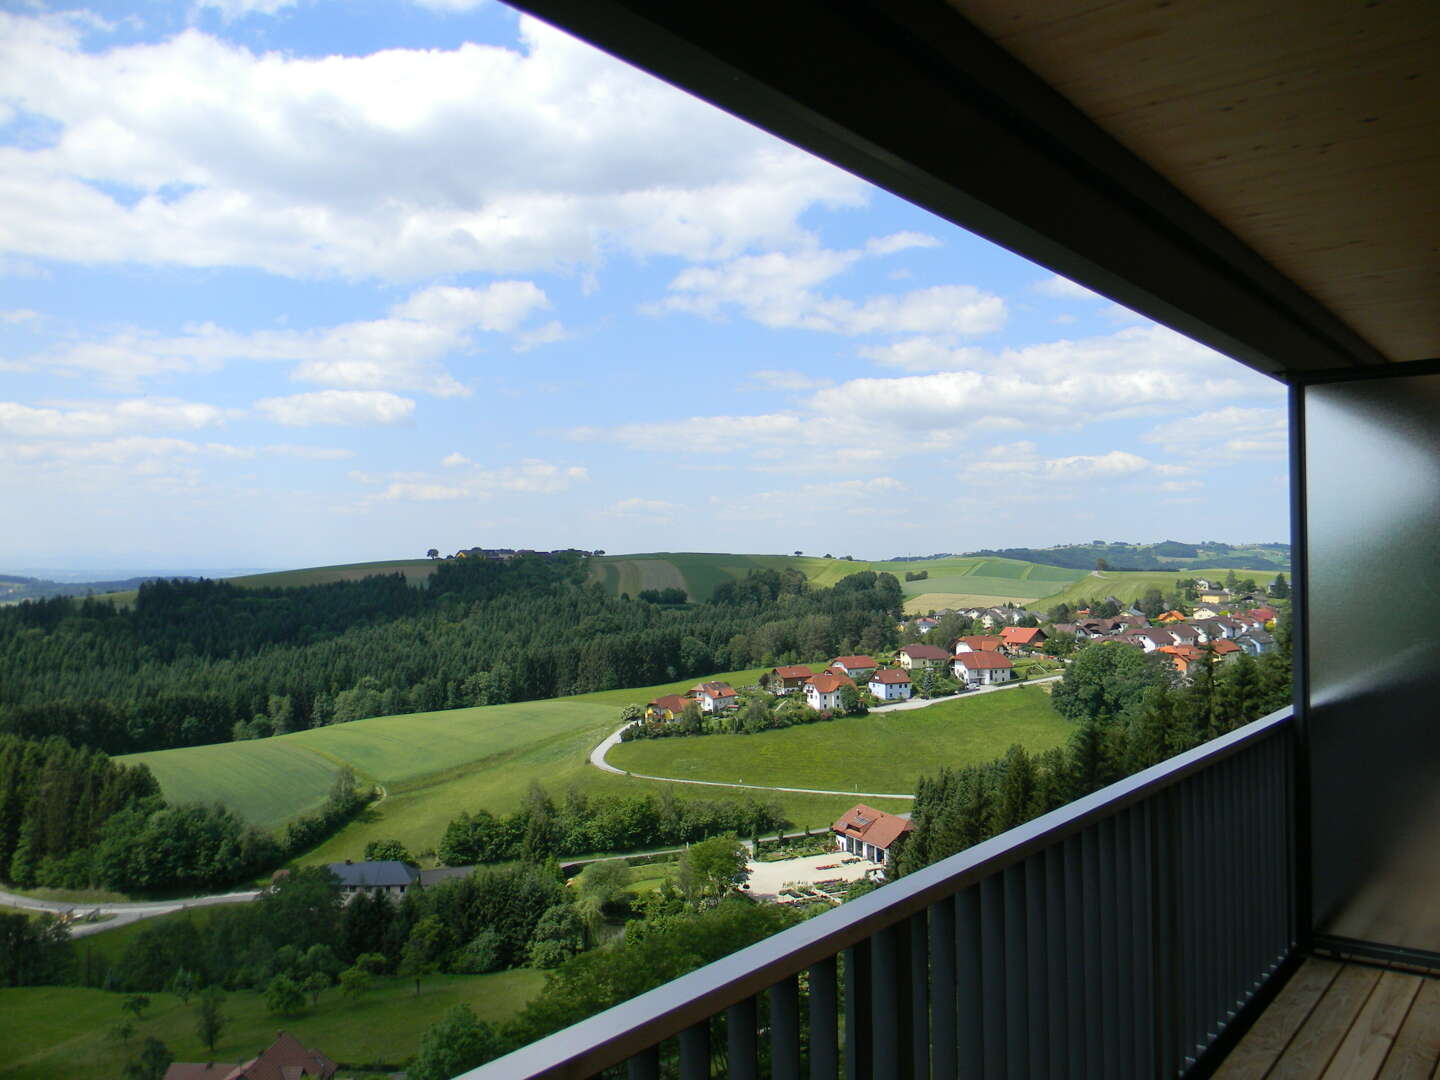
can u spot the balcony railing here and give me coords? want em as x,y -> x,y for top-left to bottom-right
462,707 -> 1296,1079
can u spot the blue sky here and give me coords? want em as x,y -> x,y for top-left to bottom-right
0,0 -> 1289,574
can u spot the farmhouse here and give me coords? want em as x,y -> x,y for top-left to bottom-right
829,655 -> 879,678
868,668 -> 913,701
1157,644 -> 1205,677
832,804 -> 913,866
691,681 -> 739,712
804,671 -> 854,711
164,1031 -> 337,1080
953,634 -> 1004,654
645,693 -> 690,720
769,664 -> 815,694
999,626 -> 1046,653
326,860 -> 418,902
897,643 -> 950,670
952,650 -> 1013,688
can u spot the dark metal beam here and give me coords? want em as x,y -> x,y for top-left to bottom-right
505,0 -> 1388,378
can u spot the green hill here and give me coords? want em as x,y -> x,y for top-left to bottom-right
591,552 -> 1086,605
119,668 -> 906,863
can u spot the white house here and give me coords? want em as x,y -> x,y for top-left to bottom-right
897,643 -> 950,670
868,668 -> 913,701
691,681 -> 739,713
829,655 -> 879,678
952,650 -> 1013,688
804,671 -> 854,711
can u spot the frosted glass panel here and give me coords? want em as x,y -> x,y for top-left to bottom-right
1307,373 -> 1440,952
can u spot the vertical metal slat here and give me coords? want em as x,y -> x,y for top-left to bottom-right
930,897 -> 958,1080
809,957 -> 840,1080
727,997 -> 758,1080
627,1046 -> 660,1080
980,872 -> 1008,1077
770,976 -> 800,1080
679,1021 -> 710,1080
956,887 -> 984,1077
844,941 -> 873,1080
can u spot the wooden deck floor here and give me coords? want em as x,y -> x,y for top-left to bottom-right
1217,957 -> 1440,1078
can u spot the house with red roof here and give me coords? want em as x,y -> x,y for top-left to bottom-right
769,664 -> 815,695
999,626 -> 1046,653
1157,644 -> 1205,676
868,668 -> 913,701
829,655 -> 879,678
897,643 -> 950,670
645,693 -> 691,720
804,671 -> 855,711
1211,638 -> 1243,662
1156,609 -> 1189,623
952,650 -> 1013,688
953,634 -> 1004,654
164,1032 -> 336,1080
690,681 -> 739,713
831,804 -> 914,866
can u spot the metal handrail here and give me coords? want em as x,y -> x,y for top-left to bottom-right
462,706 -> 1295,1078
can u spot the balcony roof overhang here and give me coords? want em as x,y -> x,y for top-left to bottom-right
505,0 -> 1438,381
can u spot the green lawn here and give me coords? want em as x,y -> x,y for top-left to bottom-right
1036,567 -> 1274,610
0,970 -> 544,1079
122,667 -> 894,866
607,686 -> 1071,795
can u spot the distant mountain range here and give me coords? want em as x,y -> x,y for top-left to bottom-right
0,568 -> 273,603
948,541 -> 1290,573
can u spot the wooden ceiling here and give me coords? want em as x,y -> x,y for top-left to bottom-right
508,0 -> 1434,376
951,0 -> 1439,363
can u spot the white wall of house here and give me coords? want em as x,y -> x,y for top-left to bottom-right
952,661 -> 1012,687
869,678 -> 912,700
806,686 -> 843,710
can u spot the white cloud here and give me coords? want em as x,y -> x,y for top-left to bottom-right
972,448 -> 1155,482
866,232 -> 940,256
1,309 -> 40,324
22,281 -> 553,392
0,14 -> 864,279
0,397 -> 228,438
1033,275 -> 1105,302
441,451 -> 470,467
601,497 -> 681,523
356,457 -> 589,502
572,325 -> 1280,468
1143,406 -> 1287,461
650,248 -> 1005,337
254,389 -> 415,427
513,320 -> 569,351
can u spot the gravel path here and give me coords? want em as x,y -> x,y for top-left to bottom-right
588,673 -> 1063,800
0,888 -> 262,938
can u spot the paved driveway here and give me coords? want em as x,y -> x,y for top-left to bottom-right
744,851 -> 880,900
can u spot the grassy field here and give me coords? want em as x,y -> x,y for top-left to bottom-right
590,553 -> 1085,604
122,667 -> 902,865
0,969 -> 544,1079
607,686 -> 1070,796
1034,567 -> 1273,609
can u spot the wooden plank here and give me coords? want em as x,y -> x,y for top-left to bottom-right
1323,971 -> 1423,1079
1377,977 -> 1440,1080
1215,957 -> 1344,1079
1269,964 -> 1383,1080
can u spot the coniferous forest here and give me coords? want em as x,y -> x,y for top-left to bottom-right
0,554 -> 905,755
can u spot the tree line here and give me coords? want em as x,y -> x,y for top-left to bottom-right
0,557 -> 905,756
436,783 -> 785,865
0,733 -> 370,892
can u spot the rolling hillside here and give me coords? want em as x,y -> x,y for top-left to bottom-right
590,552 -> 1085,606
119,668 -> 907,862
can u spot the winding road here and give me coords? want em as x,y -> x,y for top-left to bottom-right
589,673 -> 1063,800
0,888 -> 262,938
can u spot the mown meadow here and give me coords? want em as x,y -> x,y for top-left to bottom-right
0,969 -> 543,1080
607,685 -> 1070,795
121,668 -> 904,866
